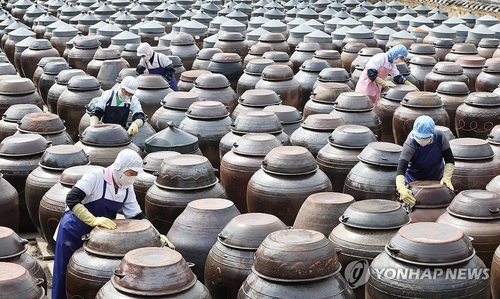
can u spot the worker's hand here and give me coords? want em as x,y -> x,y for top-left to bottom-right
127,119 -> 143,137
136,65 -> 146,76
404,80 -> 419,90
396,175 -> 416,205
440,163 -> 455,191
92,217 -> 117,229
90,115 -> 100,126
160,234 -> 175,249
374,76 -> 397,88
72,203 -> 117,229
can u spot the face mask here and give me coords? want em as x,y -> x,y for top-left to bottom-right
117,89 -> 130,102
119,174 -> 136,188
415,136 -> 432,147
143,54 -> 152,61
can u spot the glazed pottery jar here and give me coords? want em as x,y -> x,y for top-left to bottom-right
409,55 -> 437,91
476,58 -> 500,93
236,59 -> 275,97
262,105 -> 303,136
0,104 -> 42,143
255,64 -> 302,110
436,81 -> 469,136
303,83 -> 352,119
455,92 -> 500,139
456,56 -> 486,92
424,61 -> 469,92
190,73 -> 238,114
46,69 -> 85,114
0,76 -> 43,116
407,180 -> 455,223
0,172 -> 19,231
177,70 -> 212,92
0,262 -> 48,299
232,89 -> 281,121
150,91 -> 202,131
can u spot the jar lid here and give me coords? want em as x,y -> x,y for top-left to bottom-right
0,77 -> 36,95
161,91 -> 201,110
401,91 -> 443,108
317,67 -> 350,82
80,124 -> 131,147
155,154 -> 218,190
28,38 -> 53,50
465,92 -> 500,107
313,49 -> 341,60
143,151 -> 181,173
483,58 -> 500,73
381,85 -> 418,101
59,165 -> 105,186
0,134 -> 50,156
358,141 -> 402,166
210,52 -> 241,63
179,70 -> 211,83
409,43 -> 435,55
295,41 -> 321,52
328,124 -> 377,149
258,32 -> 286,42
262,105 -> 302,124
478,38 -> 500,48
262,146 -> 318,175
436,81 -> 469,95
409,55 -> 437,66
487,124 -> 500,145
185,100 -> 229,119
232,133 -> 283,157
299,59 -> 330,72
39,145 -> 90,170
2,104 -> 42,122
456,56 -> 486,68
73,35 -> 100,48
432,61 -> 464,75
450,137 -> 494,160
385,222 -> 475,266
248,43 -> 272,55
55,69 -> 86,85
261,64 -> 294,81
218,213 -> 288,250
43,61 -> 70,75
261,51 -> 290,63
239,89 -> 281,107
217,31 -> 244,42
408,180 -> 455,208
342,42 -> 367,53
301,114 -> 344,131
334,92 -> 373,112
311,83 -> 352,103
450,42 -> 478,54
433,38 -> 455,48
93,48 -> 121,60
253,229 -> 340,282
137,74 -> 170,89
447,189 -> 500,220
18,112 -> 66,134
171,33 -> 195,45
67,75 -> 101,91
196,47 -> 223,60
0,227 -> 28,258
244,59 -> 274,75
194,73 -> 230,89
339,199 -> 411,229
233,111 -> 283,134
0,262 -> 44,299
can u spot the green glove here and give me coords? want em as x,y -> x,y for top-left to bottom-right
72,203 -> 117,229
90,115 -> 100,126
440,163 -> 455,191
396,175 -> 416,205
374,76 -> 397,88
404,80 -> 419,90
127,119 -> 143,137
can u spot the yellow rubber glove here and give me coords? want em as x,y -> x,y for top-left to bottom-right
90,115 -> 100,126
404,80 -> 419,90
396,175 -> 416,205
127,119 -> 143,137
72,203 -> 117,229
142,219 -> 175,249
440,163 -> 455,191
374,76 -> 397,88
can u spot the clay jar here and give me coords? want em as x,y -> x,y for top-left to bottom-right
476,58 -> 500,93
329,199 -> 411,298
67,35 -> 101,73
450,138 -> 500,191
145,154 -> 228,234
220,133 -> 283,214
478,38 -> 500,58
0,172 -> 19,232
32,57 -> 67,91
167,198 -> 240,280
214,31 -> 248,59
290,114 -> 345,157
408,180 -> 455,223
86,48 -> 128,79
456,56 -> 486,92
192,48 -> 223,70
178,101 -> 232,171
177,70 -> 211,92
294,59 -> 331,111
20,39 -> 60,82
340,42 -> 366,74
262,105 -> 303,136
16,111 -> 73,146
424,61 -> 469,92
294,192 -> 355,237
247,146 -> 333,226
436,81 -> 470,137
46,69 -> 86,114
313,67 -> 355,90
409,55 -> 437,91
0,104 -> 42,143
317,125 -> 378,192
0,76 -> 43,116
303,83 -> 352,119
150,91 -> 202,131
135,74 -> 174,121
207,53 -> 243,92
169,33 -> 200,71
39,165 -> 104,253
344,141 -> 402,201
232,89 -> 281,121
57,75 -> 103,142
444,42 -> 480,62
37,61 -> 70,105
313,49 -> 343,69
255,64 -> 302,110
487,125 -> 500,159
290,42 -> 321,73
455,92 -> 500,139
436,189 -> 500,267
236,59 -> 275,97
0,262 -> 47,299
392,91 -> 450,145
330,92 -> 383,140
0,134 -> 50,232
205,213 -> 288,299
190,73 -> 238,115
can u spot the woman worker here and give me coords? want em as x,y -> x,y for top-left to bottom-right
135,42 -> 178,91
355,44 -> 418,104
52,149 -> 174,299
396,115 -> 455,205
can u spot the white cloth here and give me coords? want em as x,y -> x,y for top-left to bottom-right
94,89 -> 144,113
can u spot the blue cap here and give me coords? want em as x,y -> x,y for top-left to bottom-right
413,115 -> 435,138
387,44 -> 408,63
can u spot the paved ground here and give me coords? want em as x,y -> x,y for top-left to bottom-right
21,232 -> 54,298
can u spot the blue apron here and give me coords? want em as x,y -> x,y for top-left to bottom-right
405,131 -> 444,183
52,180 -> 128,299
148,54 -> 178,91
101,91 -> 130,128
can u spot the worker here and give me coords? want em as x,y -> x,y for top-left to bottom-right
355,44 -> 418,104
135,42 -> 178,91
396,115 -> 455,205
51,149 -> 174,299
89,76 -> 145,137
